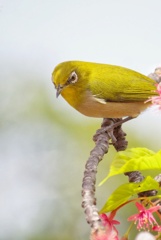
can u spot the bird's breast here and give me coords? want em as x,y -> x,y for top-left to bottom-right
76,91 -> 151,118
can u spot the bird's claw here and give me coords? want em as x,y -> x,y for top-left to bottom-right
93,125 -> 117,144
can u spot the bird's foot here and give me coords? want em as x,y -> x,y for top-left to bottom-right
93,117 -> 133,146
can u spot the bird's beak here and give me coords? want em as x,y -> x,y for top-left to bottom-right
56,85 -> 63,98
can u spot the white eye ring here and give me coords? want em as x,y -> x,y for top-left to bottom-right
69,71 -> 78,84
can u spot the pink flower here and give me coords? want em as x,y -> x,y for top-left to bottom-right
157,82 -> 161,94
152,225 -> 161,232
100,213 -> 120,228
145,82 -> 161,110
90,213 -> 120,240
128,202 -> 161,231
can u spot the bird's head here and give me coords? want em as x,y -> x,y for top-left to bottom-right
52,61 -> 81,98
52,61 -> 90,108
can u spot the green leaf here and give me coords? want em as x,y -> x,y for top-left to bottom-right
100,176 -> 160,213
100,148 -> 161,185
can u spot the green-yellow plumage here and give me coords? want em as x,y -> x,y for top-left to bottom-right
52,61 -> 158,118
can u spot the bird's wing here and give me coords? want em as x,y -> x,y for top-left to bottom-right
89,66 -> 157,102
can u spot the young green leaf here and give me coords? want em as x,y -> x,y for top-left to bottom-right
100,176 -> 160,213
100,148 -> 161,185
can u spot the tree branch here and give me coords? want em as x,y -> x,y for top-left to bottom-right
82,118 -> 128,230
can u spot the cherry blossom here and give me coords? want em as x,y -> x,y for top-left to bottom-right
90,213 -> 120,240
128,202 -> 160,231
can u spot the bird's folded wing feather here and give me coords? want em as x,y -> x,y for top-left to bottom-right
90,70 -> 157,102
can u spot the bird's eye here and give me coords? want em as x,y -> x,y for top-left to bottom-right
68,71 -> 78,84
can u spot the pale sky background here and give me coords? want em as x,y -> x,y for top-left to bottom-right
0,1 -> 161,239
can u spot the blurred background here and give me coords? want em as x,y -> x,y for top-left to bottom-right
0,1 -> 161,239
